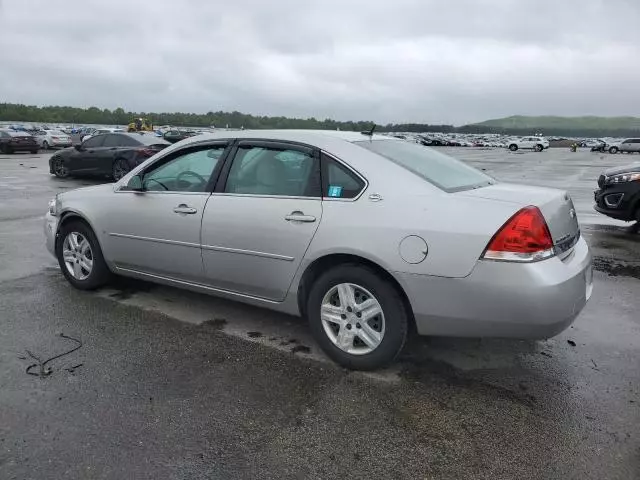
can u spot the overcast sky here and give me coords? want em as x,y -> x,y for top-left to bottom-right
1,0 -> 639,125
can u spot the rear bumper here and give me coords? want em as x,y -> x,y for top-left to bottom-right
397,237 -> 592,339
9,144 -> 38,151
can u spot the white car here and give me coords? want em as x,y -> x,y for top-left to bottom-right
81,128 -> 124,142
35,130 -> 73,150
507,137 -> 550,152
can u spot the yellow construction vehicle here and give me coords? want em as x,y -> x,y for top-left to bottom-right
127,117 -> 153,132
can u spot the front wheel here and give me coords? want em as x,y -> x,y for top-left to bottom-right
609,146 -> 619,154
307,264 -> 409,370
535,144 -> 544,152
52,157 -> 69,178
112,158 -> 130,181
509,144 -> 518,151
56,221 -> 111,290
42,140 -> 49,150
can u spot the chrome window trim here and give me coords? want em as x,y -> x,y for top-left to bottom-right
209,192 -> 320,200
320,150 -> 369,202
114,189 -> 211,196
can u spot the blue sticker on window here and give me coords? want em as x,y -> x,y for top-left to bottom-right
327,185 -> 343,197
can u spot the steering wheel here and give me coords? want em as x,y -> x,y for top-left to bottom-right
176,170 -> 207,189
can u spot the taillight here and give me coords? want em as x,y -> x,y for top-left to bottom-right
482,206 -> 555,262
51,136 -> 59,140
137,148 -> 155,157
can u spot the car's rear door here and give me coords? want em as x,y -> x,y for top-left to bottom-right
201,140 -> 322,301
102,142 -> 230,282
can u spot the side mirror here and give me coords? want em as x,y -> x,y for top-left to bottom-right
74,144 -> 83,151
126,174 -> 144,191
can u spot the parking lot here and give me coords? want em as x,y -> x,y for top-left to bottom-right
1,147 -> 638,479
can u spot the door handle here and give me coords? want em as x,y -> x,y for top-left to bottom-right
285,211 -> 316,223
173,204 -> 198,215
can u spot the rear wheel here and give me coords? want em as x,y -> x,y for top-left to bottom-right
609,146 -> 619,154
307,264 -> 408,370
1,144 -> 13,154
112,158 -> 130,181
56,221 -> 111,290
509,144 -> 518,151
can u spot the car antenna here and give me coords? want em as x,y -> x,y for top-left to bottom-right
361,123 -> 376,137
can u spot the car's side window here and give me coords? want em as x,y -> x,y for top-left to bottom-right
224,144 -> 320,197
102,134 -> 124,148
142,145 -> 225,193
321,153 -> 365,199
82,135 -> 105,148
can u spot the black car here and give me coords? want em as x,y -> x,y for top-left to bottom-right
163,130 -> 197,144
594,162 -> 640,223
49,132 -> 170,181
0,129 -> 39,154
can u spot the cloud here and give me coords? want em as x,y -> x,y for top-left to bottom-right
0,0 -> 639,124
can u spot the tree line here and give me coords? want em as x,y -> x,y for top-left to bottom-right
1,103 -> 639,138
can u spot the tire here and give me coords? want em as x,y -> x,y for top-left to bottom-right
112,158 -> 131,181
56,221 -> 111,290
0,144 -> 7,154
52,156 -> 69,178
534,144 -> 543,152
42,140 -> 49,150
31,149 -> 38,154
509,144 -> 518,151
306,264 -> 409,370
609,146 -> 619,154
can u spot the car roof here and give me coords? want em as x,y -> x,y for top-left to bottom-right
176,129 -> 397,148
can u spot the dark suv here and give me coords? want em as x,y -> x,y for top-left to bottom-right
594,162 -> 640,223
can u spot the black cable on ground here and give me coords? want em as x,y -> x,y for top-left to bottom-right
25,333 -> 83,377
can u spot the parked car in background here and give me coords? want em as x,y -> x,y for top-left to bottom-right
35,130 -> 73,150
607,138 -> 640,155
44,130 -> 592,370
49,132 -> 170,181
163,130 -> 198,144
0,129 -> 39,154
594,162 -> 640,223
81,128 -> 125,142
507,137 -> 550,152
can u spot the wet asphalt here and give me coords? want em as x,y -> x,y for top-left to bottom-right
0,147 -> 638,479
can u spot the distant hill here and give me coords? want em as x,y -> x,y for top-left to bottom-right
472,115 -> 640,131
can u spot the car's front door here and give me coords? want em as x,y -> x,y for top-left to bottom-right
201,141 -> 322,301
67,134 -> 108,173
101,142 -> 229,282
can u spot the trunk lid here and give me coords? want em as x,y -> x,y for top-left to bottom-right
456,183 -> 580,255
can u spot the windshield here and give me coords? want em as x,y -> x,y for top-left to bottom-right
356,139 -> 494,192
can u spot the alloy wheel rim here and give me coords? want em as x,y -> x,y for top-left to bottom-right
320,283 -> 385,355
113,161 -> 129,180
54,158 -> 67,176
62,232 -> 93,280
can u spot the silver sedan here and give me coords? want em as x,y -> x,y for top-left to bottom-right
44,130 -> 593,370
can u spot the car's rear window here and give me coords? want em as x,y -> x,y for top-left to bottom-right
356,139 -> 494,192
